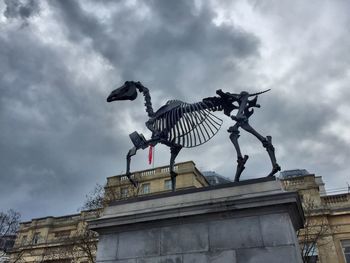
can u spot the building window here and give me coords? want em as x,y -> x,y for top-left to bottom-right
342,240 -> 350,263
54,230 -> 71,238
21,235 -> 27,245
33,232 -> 40,244
5,239 -> 15,250
164,179 -> 172,190
303,243 -> 318,263
141,183 -> 150,194
121,187 -> 129,198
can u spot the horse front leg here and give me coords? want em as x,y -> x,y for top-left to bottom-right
126,146 -> 140,187
126,130 -> 162,188
126,131 -> 152,187
169,146 -> 182,192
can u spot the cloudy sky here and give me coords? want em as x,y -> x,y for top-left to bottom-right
1,0 -> 350,220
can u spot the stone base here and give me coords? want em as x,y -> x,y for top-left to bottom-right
89,177 -> 304,263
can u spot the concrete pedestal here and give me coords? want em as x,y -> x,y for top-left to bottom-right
89,177 -> 304,263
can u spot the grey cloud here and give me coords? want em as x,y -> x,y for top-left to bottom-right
0,0 -> 261,219
0,22 -> 129,219
3,0 -> 40,19
242,0 -> 350,188
2,0 -> 350,220
50,0 -> 260,99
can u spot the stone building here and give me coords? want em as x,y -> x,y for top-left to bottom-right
280,170 -> 350,263
9,210 -> 98,263
9,161 -> 208,263
9,162 -> 350,263
0,235 -> 16,263
104,161 -> 209,201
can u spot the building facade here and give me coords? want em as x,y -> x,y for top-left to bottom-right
104,161 -> 209,202
9,210 -> 98,263
0,235 -> 16,263
280,170 -> 350,263
9,163 -> 350,263
9,161 -> 208,263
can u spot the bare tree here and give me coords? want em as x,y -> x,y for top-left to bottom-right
68,223 -> 98,263
75,182 -> 141,263
297,197 -> 332,263
81,183 -> 140,212
81,184 -> 105,212
0,210 -> 20,238
11,181 -> 138,263
0,210 -> 20,261
10,223 -> 97,263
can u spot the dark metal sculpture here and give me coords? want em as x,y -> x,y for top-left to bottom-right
107,81 -> 223,191
203,89 -> 281,182
107,81 -> 281,190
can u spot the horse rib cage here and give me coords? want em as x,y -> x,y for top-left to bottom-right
152,100 -> 223,148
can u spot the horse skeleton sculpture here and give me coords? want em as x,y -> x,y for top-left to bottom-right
107,81 -> 281,190
203,89 -> 281,182
107,81 -> 223,191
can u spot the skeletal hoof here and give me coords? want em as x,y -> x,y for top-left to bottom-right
267,164 -> 281,177
234,155 -> 249,182
126,173 -> 139,188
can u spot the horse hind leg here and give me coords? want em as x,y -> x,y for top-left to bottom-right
240,122 -> 281,177
228,124 -> 249,182
263,136 -> 281,177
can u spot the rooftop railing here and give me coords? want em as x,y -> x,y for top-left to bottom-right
115,165 -> 180,183
322,193 -> 350,205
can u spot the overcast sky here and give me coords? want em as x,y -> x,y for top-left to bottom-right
1,0 -> 350,221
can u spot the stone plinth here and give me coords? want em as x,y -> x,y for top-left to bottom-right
89,177 -> 304,263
